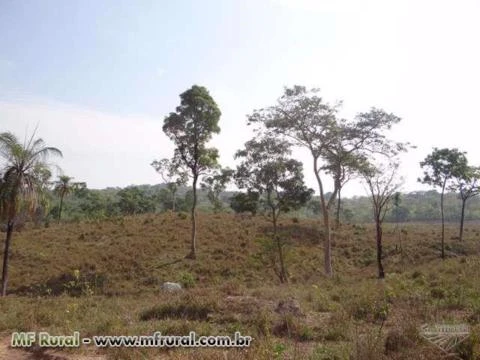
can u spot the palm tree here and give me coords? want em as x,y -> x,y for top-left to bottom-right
0,131 -> 62,296
53,175 -> 75,220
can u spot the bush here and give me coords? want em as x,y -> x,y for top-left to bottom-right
178,271 -> 196,288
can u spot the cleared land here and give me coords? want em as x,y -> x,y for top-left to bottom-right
1,212 -> 480,359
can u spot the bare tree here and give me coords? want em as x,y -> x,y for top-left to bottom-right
363,161 -> 402,279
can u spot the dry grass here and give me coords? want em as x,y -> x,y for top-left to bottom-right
1,213 -> 480,359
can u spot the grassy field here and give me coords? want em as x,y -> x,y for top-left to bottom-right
1,212 -> 480,359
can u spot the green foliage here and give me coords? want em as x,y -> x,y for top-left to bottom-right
419,148 -> 471,257
235,136 -> 313,216
0,131 -> 62,296
235,135 -> 313,282
0,132 -> 62,222
116,186 -> 156,215
272,342 -> 287,359
178,271 -> 196,288
162,85 -> 222,257
151,158 -> 188,211
53,175 -> 86,220
455,166 -> 480,201
419,148 -> 469,189
31,184 -> 480,224
77,189 -> 116,219
230,191 -> 259,215
246,86 -> 407,277
162,85 -> 221,177
201,168 -> 234,212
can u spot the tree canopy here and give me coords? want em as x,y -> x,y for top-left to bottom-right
162,85 -> 222,259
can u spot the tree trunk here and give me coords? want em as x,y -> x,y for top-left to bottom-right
277,236 -> 287,283
440,179 -> 446,259
273,212 -> 287,283
58,193 -> 64,221
335,186 -> 341,228
1,221 -> 14,297
459,198 -> 466,241
187,175 -> 198,259
375,216 -> 385,279
314,157 -> 333,277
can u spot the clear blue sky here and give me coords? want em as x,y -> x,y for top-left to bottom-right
1,0 -> 480,195
1,0 -> 335,115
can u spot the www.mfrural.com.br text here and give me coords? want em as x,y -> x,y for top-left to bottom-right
11,331 -> 252,348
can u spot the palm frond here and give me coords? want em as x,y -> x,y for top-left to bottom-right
0,131 -> 61,221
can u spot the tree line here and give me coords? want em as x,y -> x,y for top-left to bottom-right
1,84 -> 479,295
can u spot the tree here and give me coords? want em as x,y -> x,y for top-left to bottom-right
151,158 -> 188,212
117,186 -> 156,215
322,146 -> 369,227
230,191 -> 259,215
0,132 -> 62,296
53,175 -> 86,220
391,192 -> 410,224
362,162 -> 402,279
248,86 -> 405,276
163,85 -> 221,259
78,189 -> 109,219
452,166 -> 480,241
201,168 -> 234,213
419,148 -> 469,258
235,135 -> 313,283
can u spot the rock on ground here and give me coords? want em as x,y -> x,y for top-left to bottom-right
161,282 -> 183,291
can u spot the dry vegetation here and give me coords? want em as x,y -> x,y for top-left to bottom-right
2,212 -> 480,359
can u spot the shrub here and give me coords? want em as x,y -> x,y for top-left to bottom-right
178,271 -> 196,288
177,212 -> 188,220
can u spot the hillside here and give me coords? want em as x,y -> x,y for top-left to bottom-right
1,213 -> 480,359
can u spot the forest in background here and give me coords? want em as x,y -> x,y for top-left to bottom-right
37,184 -> 480,225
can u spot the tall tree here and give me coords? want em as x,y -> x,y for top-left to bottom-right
163,85 -> 221,259
362,161 -> 402,279
235,135 -> 313,282
452,166 -> 480,241
201,168 -> 234,213
53,175 -> 86,220
0,132 -> 62,296
419,148 -> 468,259
248,86 -> 405,276
151,158 -> 188,212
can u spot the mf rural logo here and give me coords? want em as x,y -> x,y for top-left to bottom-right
419,323 -> 470,356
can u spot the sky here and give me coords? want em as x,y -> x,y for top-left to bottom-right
1,0 -> 479,196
